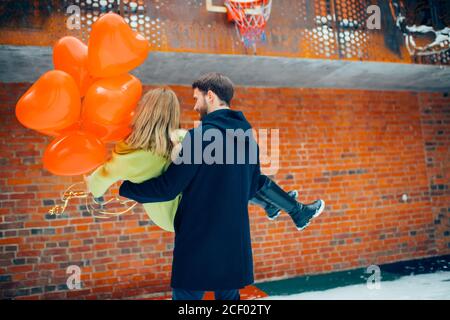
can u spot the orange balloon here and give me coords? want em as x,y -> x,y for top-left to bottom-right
43,131 -> 107,176
53,36 -> 94,97
16,70 -> 81,133
82,118 -> 133,142
82,74 -> 142,126
87,12 -> 150,78
37,121 -> 81,137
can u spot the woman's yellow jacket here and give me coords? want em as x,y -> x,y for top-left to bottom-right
86,129 -> 187,232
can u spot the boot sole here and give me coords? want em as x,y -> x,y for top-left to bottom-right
313,199 -> 325,219
267,210 -> 281,220
297,200 -> 325,231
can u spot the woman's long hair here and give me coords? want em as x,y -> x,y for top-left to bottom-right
125,87 -> 180,159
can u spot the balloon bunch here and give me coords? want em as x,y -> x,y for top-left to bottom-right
15,12 -> 150,176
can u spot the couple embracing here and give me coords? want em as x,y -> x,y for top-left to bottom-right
86,73 -> 325,300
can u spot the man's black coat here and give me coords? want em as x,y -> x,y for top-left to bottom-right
119,109 -> 261,290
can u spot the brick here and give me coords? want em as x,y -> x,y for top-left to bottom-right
13,258 -> 26,265
9,193 -> 35,200
43,199 -> 55,206
30,287 -> 43,295
0,275 -> 12,282
8,265 -> 33,273
0,237 -> 23,245
67,288 -> 91,298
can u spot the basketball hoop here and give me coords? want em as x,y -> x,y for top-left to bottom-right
224,0 -> 272,48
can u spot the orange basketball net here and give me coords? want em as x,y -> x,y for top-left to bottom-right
224,0 -> 272,47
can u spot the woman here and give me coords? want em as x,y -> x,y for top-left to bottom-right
86,87 -> 324,232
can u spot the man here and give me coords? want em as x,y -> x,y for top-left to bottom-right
119,73 -> 324,300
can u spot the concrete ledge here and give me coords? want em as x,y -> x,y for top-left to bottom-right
1,45 -> 449,91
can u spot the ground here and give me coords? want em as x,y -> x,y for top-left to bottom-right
260,271 -> 450,300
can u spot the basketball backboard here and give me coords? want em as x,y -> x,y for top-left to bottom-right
206,0 -> 273,48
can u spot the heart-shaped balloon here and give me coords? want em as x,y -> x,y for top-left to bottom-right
82,74 -> 142,126
37,121 -> 81,137
82,117 -> 133,142
43,131 -> 107,176
16,70 -> 81,133
87,12 -> 150,78
53,36 -> 95,97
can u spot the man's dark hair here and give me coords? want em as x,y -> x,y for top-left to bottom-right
192,73 -> 234,106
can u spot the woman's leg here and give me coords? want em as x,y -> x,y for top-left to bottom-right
251,175 -> 325,230
248,193 -> 282,220
249,175 -> 298,220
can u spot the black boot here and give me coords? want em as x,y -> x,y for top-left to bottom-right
257,178 -> 325,230
249,194 -> 281,220
249,189 -> 298,220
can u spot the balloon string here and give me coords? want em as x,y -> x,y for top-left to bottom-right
48,182 -> 137,219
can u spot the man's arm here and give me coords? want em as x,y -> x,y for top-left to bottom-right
119,129 -> 201,203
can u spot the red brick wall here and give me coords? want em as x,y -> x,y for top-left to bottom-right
418,93 -> 450,254
0,83 -> 449,299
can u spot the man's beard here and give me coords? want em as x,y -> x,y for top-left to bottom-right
199,101 -> 209,120
199,109 -> 207,120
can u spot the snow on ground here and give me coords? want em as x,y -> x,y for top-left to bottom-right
260,271 -> 450,300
